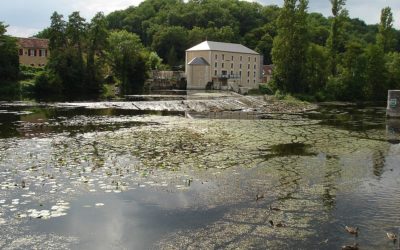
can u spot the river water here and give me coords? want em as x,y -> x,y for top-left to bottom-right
0,100 -> 399,249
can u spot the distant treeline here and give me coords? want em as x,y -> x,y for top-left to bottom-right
1,0 -> 400,101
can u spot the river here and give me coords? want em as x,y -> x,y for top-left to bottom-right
0,97 -> 399,249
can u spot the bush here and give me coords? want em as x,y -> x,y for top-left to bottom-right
274,89 -> 285,100
34,71 -> 62,95
259,84 -> 274,95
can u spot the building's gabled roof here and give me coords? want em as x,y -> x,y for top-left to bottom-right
188,57 -> 210,66
263,65 -> 274,74
186,41 -> 259,55
17,37 -> 49,49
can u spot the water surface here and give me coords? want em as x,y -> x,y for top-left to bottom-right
0,100 -> 399,249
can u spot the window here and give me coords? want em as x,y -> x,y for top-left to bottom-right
222,54 -> 225,60
230,70 -> 233,76
240,56 -> 242,61
254,64 -> 256,69
222,63 -> 224,68
247,79 -> 250,83
215,54 -> 218,60
239,71 -> 242,76
231,63 -> 233,69
231,56 -> 234,61
239,64 -> 242,69
39,49 -> 47,57
248,57 -> 250,62
29,49 -> 36,57
254,72 -> 256,77
247,64 -> 250,69
215,70 -> 217,76
254,57 -> 257,62
215,62 -> 218,67
19,49 -> 23,56
254,80 -> 256,84
247,71 -> 250,77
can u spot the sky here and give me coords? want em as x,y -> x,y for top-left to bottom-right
1,0 -> 400,37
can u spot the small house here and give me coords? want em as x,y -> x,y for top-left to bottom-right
17,37 -> 49,67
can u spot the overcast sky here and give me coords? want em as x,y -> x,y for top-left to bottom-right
1,0 -> 400,37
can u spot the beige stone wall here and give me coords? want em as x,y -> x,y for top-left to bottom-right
187,65 -> 210,89
186,51 -> 212,89
19,48 -> 49,67
186,50 -> 262,90
210,51 -> 261,88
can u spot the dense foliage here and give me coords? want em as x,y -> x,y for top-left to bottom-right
34,11 -> 158,98
0,22 -> 19,82
103,0 -> 400,101
4,0 -> 400,101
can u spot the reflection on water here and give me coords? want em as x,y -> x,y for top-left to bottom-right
0,102 -> 399,249
387,118 -> 400,144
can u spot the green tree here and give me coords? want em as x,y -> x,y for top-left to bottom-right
67,12 -> 87,49
307,13 -> 330,46
327,0 -> 347,76
147,51 -> 163,70
48,12 -> 67,51
376,7 -> 396,53
66,12 -> 87,92
364,44 -> 387,100
107,30 -> 148,94
34,27 -> 52,39
86,12 -> 109,93
329,40 -> 366,100
0,22 -> 19,82
386,52 -> 400,89
305,44 -> 329,93
151,26 -> 188,66
45,12 -> 88,96
272,0 -> 309,93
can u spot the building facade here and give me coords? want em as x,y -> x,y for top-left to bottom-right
185,41 -> 262,91
17,38 -> 50,67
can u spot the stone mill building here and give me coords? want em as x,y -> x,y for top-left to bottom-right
185,41 -> 263,92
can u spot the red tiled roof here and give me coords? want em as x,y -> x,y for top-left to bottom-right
263,65 -> 274,75
17,37 -> 49,49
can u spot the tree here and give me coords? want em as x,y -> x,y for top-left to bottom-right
86,12 -> 109,93
271,0 -> 309,93
67,12 -> 87,49
66,12 -> 87,92
0,22 -> 19,82
386,52 -> 400,89
364,44 -> 387,100
107,30 -> 148,94
331,40 -> 366,100
46,12 -> 89,96
327,0 -> 347,76
376,7 -> 396,53
305,44 -> 329,93
147,51 -> 163,70
48,12 -> 67,51
151,26 -> 188,66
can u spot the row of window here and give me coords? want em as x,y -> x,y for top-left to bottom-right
214,70 -> 257,78
19,48 -> 48,57
214,62 -> 257,70
215,54 -> 257,63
